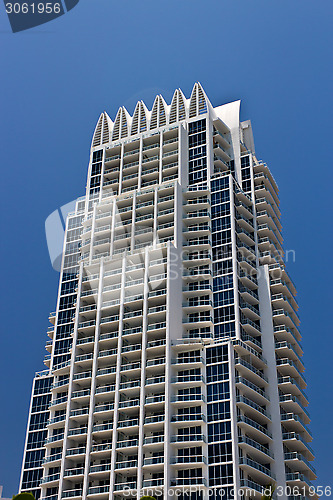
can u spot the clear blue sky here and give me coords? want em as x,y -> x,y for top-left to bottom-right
0,0 -> 332,494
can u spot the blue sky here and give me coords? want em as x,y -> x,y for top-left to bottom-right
0,0 -> 332,494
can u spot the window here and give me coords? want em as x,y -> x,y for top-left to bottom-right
34,377 -> 52,395
214,305 -> 235,323
29,412 -> 49,431
22,469 -> 43,490
212,216 -> 231,232
189,131 -> 206,148
59,294 -> 76,310
213,260 -> 233,275
92,150 -> 103,162
189,119 -> 206,134
208,421 -> 231,442
189,169 -> 207,184
91,162 -> 102,176
214,290 -> 234,307
212,230 -> 231,246
68,216 -> 83,229
27,430 -> 47,450
31,394 -> 51,413
61,280 -> 77,296
214,322 -> 235,338
206,345 -> 228,364
211,190 -> 230,206
212,177 -> 229,191
207,387 -> 230,405
54,338 -> 72,356
209,463 -> 233,486
57,309 -> 74,325
24,449 -> 45,469
207,363 -> 229,383
208,442 -> 233,463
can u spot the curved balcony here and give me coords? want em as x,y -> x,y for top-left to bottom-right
236,395 -> 271,424
282,432 -> 314,460
63,467 -> 84,479
284,451 -> 316,480
91,441 -> 112,456
238,435 -> 273,462
62,490 -> 82,499
239,456 -> 275,482
281,413 -> 312,441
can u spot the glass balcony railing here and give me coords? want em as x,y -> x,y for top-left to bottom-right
143,435 -> 164,445
87,486 -> 109,495
63,467 -> 84,477
62,491 -> 82,498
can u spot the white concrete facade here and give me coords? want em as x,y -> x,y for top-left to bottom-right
19,84 -> 316,500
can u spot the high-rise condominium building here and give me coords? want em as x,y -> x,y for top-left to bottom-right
19,83 -> 316,500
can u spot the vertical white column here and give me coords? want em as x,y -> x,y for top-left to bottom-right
229,176 -> 241,339
257,265 -> 287,498
81,259 -> 104,500
108,255 -> 126,497
110,197 -> 116,257
88,205 -> 97,265
57,260 -> 84,499
136,247 -> 149,498
228,341 -> 241,496
131,192 -> 137,252
138,136 -> 143,191
159,131 -> 163,185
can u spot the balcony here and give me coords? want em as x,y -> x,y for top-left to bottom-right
114,482 -> 137,492
239,456 -> 275,481
87,486 -> 109,497
284,451 -> 316,479
171,455 -> 207,466
170,477 -> 207,487
240,478 -> 265,498
237,414 -> 272,441
91,441 -> 112,454
276,358 -> 306,384
171,374 -> 205,386
42,452 -> 62,464
275,340 -> 303,367
171,394 -> 205,405
279,394 -> 310,423
119,398 -> 140,409
66,446 -> 86,457
170,434 -> 206,444
171,356 -> 204,367
235,376 -> 269,405
92,420 -> 113,434
278,376 -> 308,405
70,406 -> 90,418
40,472 -> 60,485
116,438 -> 139,450
62,491 -> 83,499
238,435 -> 273,461
285,472 -> 312,488
68,426 -> 88,437
63,467 -> 84,478
234,357 -> 268,386
143,435 -> 164,446
282,432 -> 314,460
115,459 -> 138,470
281,413 -> 312,440
118,418 -> 139,429
236,395 -> 271,424
171,413 -> 206,424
